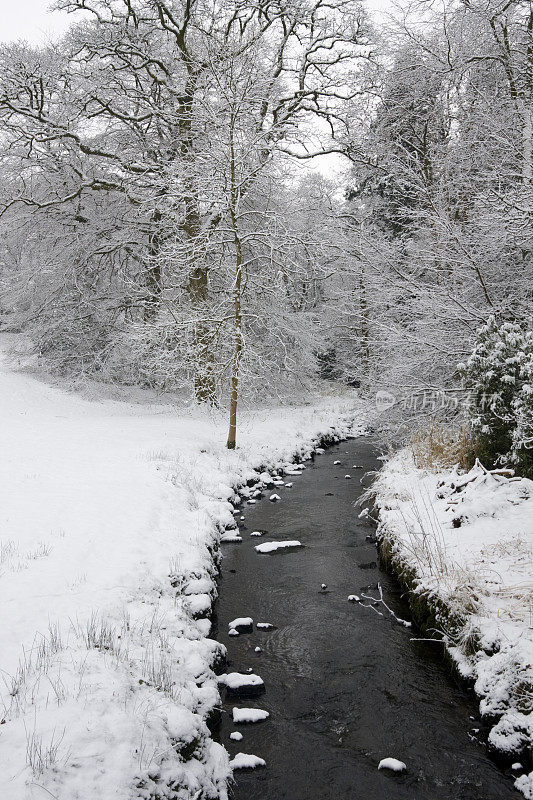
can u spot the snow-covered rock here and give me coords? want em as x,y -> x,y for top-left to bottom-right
228,617 -> 253,630
229,753 -> 266,770
232,707 -> 270,723
185,592 -> 212,617
255,540 -> 302,553
221,532 -> 243,543
218,673 -> 265,692
378,758 -> 406,772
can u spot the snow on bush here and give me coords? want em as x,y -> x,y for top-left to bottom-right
460,315 -> 533,477
512,347 -> 533,479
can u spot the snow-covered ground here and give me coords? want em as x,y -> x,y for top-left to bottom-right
373,450 -> 533,798
0,334 -> 362,800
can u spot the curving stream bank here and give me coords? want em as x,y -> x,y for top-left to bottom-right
213,436 -> 519,799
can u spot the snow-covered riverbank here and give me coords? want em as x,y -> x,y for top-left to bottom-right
373,450 -> 533,798
0,335 -> 363,800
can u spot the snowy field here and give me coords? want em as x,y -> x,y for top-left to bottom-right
0,334 -> 361,800
374,450 -> 533,798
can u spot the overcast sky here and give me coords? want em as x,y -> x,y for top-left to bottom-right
0,1 -> 74,44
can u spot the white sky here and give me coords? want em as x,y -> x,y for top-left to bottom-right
0,1 -> 76,44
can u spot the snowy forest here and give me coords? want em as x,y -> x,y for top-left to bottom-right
0,0 -> 531,454
0,1 -> 532,800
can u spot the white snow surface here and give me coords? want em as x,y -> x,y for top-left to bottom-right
0,334 -> 364,800
232,708 -> 270,723
255,540 -> 303,553
374,449 -> 533,797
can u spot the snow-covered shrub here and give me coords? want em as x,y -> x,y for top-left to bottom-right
459,316 -> 533,475
511,347 -> 533,479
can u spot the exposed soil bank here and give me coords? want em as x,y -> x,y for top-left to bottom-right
214,436 -> 519,799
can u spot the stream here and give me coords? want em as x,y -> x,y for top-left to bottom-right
213,436 -> 518,799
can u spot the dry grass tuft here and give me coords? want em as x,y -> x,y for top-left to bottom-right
411,423 -> 473,471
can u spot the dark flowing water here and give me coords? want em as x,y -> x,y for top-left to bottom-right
214,437 -> 518,799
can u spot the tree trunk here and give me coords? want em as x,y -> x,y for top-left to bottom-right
360,263 -> 370,377
226,258 -> 242,449
520,99 -> 532,186
178,80 -> 217,404
144,208 -> 163,320
227,117 -> 243,449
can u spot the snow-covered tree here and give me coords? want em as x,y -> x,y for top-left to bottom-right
0,0 -> 372,413
332,0 -> 532,413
